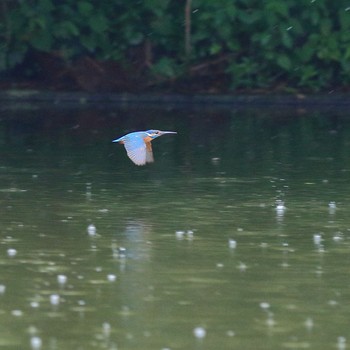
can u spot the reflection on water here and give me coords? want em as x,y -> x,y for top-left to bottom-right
0,107 -> 349,349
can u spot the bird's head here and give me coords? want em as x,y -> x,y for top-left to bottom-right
145,130 -> 177,139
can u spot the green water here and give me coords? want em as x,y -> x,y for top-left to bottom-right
0,106 -> 350,349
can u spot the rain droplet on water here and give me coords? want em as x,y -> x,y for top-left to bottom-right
0,285 -> 6,295
175,229 -> 194,240
57,274 -> 67,285
329,201 -> 336,214
11,310 -> 23,317
275,200 -> 286,214
193,326 -> 206,339
118,247 -> 126,257
266,315 -> 276,327
102,322 -> 111,337
333,232 -> 343,242
30,336 -> 42,350
107,274 -> 117,282
175,230 -> 185,239
337,336 -> 346,350
313,233 -> 322,245
329,201 -> 336,208
304,317 -> 314,330
238,262 -> 247,271
86,182 -> 92,198
260,302 -> 270,310
211,157 -> 220,165
87,224 -> 96,236
7,248 -> 17,257
30,301 -> 39,308
187,230 -> 194,239
50,294 -> 60,306
228,239 -> 237,249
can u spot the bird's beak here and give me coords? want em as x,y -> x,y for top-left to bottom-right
159,131 -> 177,135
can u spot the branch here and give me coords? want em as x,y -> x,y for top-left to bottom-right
190,54 -> 234,74
185,0 -> 192,59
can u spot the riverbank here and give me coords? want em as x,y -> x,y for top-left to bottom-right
1,90 -> 350,111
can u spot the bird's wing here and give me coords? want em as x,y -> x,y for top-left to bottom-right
123,134 -> 147,166
145,142 -> 154,163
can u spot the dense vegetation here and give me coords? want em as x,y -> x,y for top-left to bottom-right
1,0 -> 350,92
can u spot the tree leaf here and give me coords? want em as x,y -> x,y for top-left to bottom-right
277,54 -> 292,70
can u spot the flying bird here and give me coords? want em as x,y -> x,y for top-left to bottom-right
113,129 -> 177,166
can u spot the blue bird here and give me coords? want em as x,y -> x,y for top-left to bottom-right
113,129 -> 177,166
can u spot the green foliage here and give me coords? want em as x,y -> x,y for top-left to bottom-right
1,0 -> 350,91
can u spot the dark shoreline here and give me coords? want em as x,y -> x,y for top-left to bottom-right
1,90 -> 350,111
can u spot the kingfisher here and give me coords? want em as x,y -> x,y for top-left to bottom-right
113,129 -> 177,166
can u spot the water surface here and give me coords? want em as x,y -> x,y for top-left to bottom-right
0,106 -> 350,349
